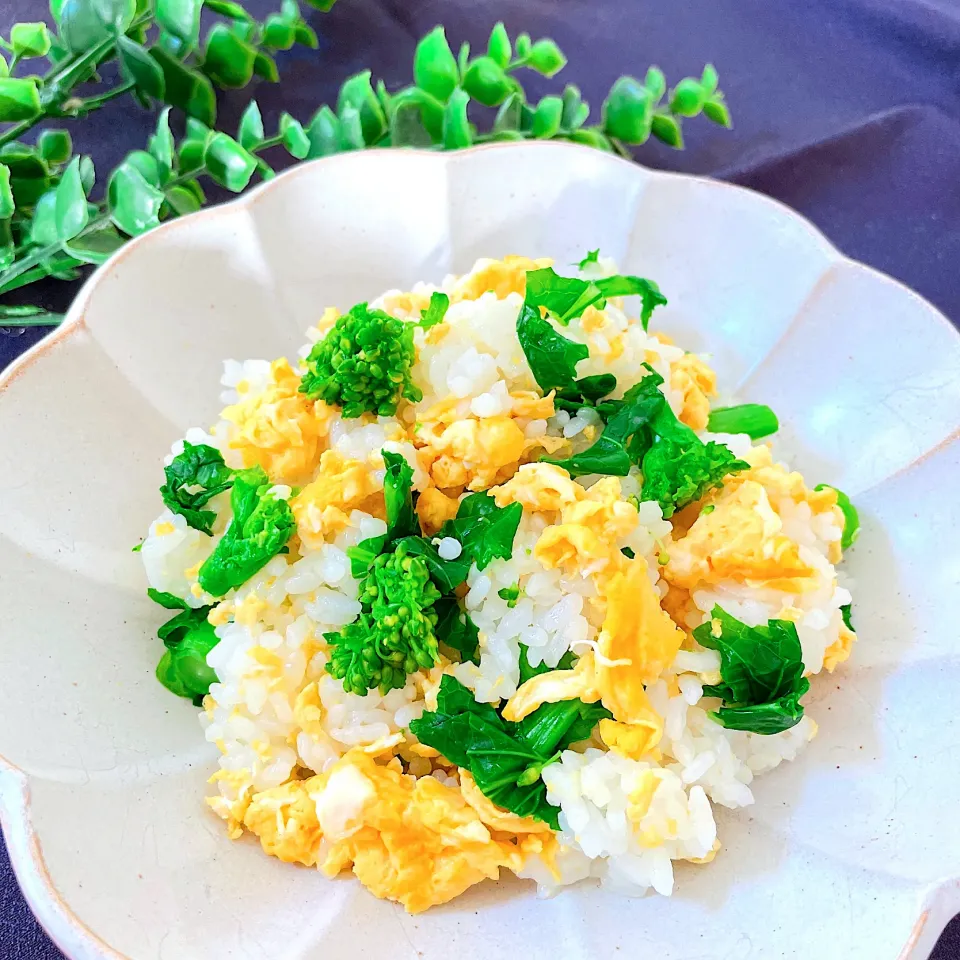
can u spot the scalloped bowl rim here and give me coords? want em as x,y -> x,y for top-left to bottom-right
0,141 -> 957,960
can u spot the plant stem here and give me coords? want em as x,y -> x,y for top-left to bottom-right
0,307 -> 65,327
0,118 -> 36,149
73,80 -> 136,113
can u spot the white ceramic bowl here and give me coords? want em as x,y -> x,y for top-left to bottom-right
1,143 -> 958,960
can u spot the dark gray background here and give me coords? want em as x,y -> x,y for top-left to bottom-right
1,0 -> 958,956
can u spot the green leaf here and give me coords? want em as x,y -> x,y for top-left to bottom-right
202,22 -> 257,88
642,435 -> 748,517
651,113 -> 683,149
156,0 -> 202,47
124,149 -> 161,186
155,614 -> 219,702
37,130 -> 72,166
58,0 -> 111,52
602,76 -> 653,145
79,155 -> 94,194
389,98 -> 432,147
707,404 -> 779,440
568,127 -> 613,151
294,22 -> 318,48
418,291 -> 449,330
413,26 -> 459,102
338,105 -> 364,150
670,77 -> 706,117
381,450 -> 418,540
302,0 -> 337,8
0,164 -> 13,219
148,587 -> 190,610
701,63 -> 719,95
204,132 -> 258,191
28,190 -> 57,246
11,23 -> 52,58
703,94 -> 731,128
164,183 -> 202,215
108,161 -> 164,236
198,466 -> 296,597
238,100 -> 264,150
263,14 -> 295,50
337,70 -> 387,144
117,35 -> 165,100
63,220 -> 125,264
306,104 -> 341,158
92,0 -> 137,29
462,56 -> 512,107
0,78 -> 41,122
148,107 -> 175,182
514,33 -> 531,58
841,603 -> 854,632
516,302 -> 588,392
550,372 -> 667,477
279,113 -> 310,159
457,41 -> 470,79
578,248 -> 599,270
434,598 -> 480,664
394,536 -> 471,594
645,66 -> 667,100
442,87 -> 472,148
250,52 -> 278,84
595,274 -> 667,330
0,54 -> 7,78
54,157 -> 89,243
695,606 -> 809,735
560,84 -> 589,130
493,92 -> 522,133
0,220 -> 12,272
815,484 -> 860,551
205,0 -> 254,18
437,492 -> 524,572
532,95 -> 563,138
525,38 -> 566,77
160,441 -> 234,534
150,46 -> 216,125
487,21 -> 511,68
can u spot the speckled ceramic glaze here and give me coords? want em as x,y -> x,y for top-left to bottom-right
1,143 -> 958,960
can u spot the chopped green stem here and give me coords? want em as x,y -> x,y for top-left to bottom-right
0,310 -> 66,328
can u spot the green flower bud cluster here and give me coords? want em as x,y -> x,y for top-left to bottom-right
299,302 -> 422,418
325,543 -> 441,696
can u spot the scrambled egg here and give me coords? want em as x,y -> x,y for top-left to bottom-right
241,750 -> 543,913
450,255 -> 552,302
596,557 -> 685,717
665,480 -> 816,592
670,352 -> 716,431
221,358 -> 335,484
291,449 -> 385,548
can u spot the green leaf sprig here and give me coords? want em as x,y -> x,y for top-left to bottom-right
693,605 -> 810,735
0,15 -> 731,326
409,674 -> 611,827
147,588 -> 218,703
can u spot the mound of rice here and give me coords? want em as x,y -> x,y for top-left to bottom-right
141,254 -> 856,913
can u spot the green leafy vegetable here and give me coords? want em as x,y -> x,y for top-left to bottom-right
578,248 -> 600,269
707,403 -> 779,440
418,291 -> 449,330
840,603 -> 854,632
815,484 -> 860,550
197,466 -> 295,596
325,541 -> 441,695
518,645 -> 575,684
410,675 -> 610,827
694,605 -> 810,735
147,587 -> 190,610
437,492 -> 524,573
641,435 -> 748,518
160,441 -> 234,535
523,266 -> 666,330
155,615 -> 219,703
299,303 -> 421,417
434,597 -> 480,664
549,370 -> 666,477
516,302 -> 588,392
381,450 -> 418,540
498,584 -> 521,607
